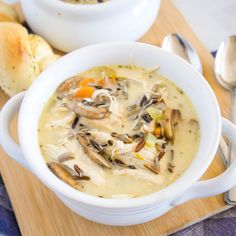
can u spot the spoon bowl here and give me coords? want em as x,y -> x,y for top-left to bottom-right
215,36 -> 236,90
162,33 -> 202,73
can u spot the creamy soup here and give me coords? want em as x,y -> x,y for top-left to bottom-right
39,65 -> 200,198
63,0 -> 108,4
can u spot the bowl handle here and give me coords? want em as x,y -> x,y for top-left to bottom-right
173,118 -> 236,206
0,92 -> 30,170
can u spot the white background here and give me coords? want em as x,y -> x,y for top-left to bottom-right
172,0 -> 236,51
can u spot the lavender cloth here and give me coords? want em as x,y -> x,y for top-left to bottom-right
172,208 -> 236,236
0,176 -> 20,236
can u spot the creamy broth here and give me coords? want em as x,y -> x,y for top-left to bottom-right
39,65 -> 200,198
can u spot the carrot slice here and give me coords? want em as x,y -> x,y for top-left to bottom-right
74,86 -> 95,98
79,78 -> 95,87
79,76 -> 116,89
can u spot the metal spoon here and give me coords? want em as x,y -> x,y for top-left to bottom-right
162,33 -> 202,73
162,33 -> 228,164
215,35 -> 236,205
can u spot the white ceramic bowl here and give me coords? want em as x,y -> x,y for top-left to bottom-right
1,42 -> 236,226
20,0 -> 160,52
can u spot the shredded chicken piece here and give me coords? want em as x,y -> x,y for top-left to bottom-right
113,169 -> 164,185
43,144 -> 68,161
46,112 -> 75,129
80,114 -> 124,133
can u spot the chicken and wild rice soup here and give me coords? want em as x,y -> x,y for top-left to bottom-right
39,65 -> 200,198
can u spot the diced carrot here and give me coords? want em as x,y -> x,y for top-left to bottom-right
79,78 -> 95,87
79,77 -> 106,87
97,78 -> 105,86
154,127 -> 162,137
74,86 -> 95,98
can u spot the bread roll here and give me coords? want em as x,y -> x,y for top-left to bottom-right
0,1 -> 19,22
39,54 -> 61,72
0,23 -> 59,97
29,34 -> 54,63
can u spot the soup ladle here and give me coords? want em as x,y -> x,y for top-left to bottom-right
215,35 -> 236,205
162,33 -> 228,165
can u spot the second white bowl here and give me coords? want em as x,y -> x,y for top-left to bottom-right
20,0 -> 161,52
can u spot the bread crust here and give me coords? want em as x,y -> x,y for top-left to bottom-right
0,23 -> 39,96
0,1 -> 19,23
0,23 -> 59,97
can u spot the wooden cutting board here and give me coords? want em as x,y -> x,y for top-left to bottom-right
0,0 -> 232,235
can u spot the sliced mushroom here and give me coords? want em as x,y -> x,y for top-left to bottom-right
61,164 -> 77,176
77,134 -> 111,168
47,162 -> 80,190
172,109 -> 181,125
163,108 -> 181,142
163,108 -> 174,140
67,101 -> 109,119
57,76 -> 81,98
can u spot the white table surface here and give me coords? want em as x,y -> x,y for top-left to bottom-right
173,0 -> 236,51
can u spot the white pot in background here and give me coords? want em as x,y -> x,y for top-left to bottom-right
20,0 -> 160,52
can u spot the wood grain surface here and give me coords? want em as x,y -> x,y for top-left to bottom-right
0,0 -> 231,235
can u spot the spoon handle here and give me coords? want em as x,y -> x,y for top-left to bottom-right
230,89 -> 236,123
225,88 -> 236,205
